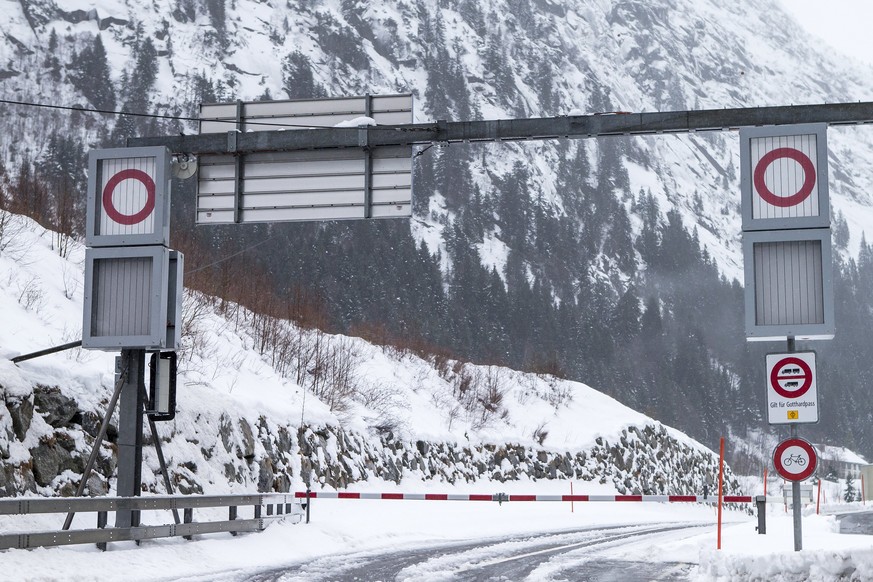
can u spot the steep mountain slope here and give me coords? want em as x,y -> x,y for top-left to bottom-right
1,0 -> 873,456
0,210 -> 739,498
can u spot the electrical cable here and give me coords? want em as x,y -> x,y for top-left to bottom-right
183,231 -> 289,275
0,97 -> 430,132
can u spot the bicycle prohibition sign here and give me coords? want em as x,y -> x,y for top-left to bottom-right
773,438 -> 817,482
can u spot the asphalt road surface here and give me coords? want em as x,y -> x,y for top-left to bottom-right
238,523 -> 707,582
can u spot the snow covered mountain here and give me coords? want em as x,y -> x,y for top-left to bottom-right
1,0 -> 871,257
2,0 -> 873,470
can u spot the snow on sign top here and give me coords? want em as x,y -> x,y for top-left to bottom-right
86,146 -> 171,247
740,124 -> 830,231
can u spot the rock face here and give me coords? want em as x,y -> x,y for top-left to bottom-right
293,424 -> 739,495
2,379 -> 740,498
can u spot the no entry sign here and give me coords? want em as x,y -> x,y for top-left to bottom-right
773,437 -> 817,482
766,352 -> 818,424
86,146 -> 171,247
740,124 -> 829,232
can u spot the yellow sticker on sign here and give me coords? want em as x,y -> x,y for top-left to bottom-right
787,410 -> 799,420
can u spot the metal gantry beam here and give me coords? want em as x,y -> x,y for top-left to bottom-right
128,101 -> 873,155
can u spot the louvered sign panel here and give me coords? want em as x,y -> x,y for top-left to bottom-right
740,124 -> 829,231
86,146 -> 171,247
196,95 -> 413,224
743,229 -> 834,341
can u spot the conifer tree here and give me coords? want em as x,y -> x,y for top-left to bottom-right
68,35 -> 115,111
845,473 -> 857,503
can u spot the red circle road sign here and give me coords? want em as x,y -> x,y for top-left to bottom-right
773,438 -> 817,482
753,147 -> 816,208
769,356 -> 813,399
102,168 -> 156,226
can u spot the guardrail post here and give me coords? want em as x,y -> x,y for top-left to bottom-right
229,506 -> 237,537
756,495 -> 766,535
183,507 -> 193,541
97,511 -> 108,551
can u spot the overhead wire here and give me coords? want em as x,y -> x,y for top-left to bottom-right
0,97 -> 429,132
183,231 -> 289,276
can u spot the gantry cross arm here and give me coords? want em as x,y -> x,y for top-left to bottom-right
128,101 -> 873,155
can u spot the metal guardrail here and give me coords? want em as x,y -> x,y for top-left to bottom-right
0,493 -> 302,551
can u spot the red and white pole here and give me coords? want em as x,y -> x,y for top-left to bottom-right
763,467 -> 768,497
816,478 -> 822,515
570,482 -> 574,513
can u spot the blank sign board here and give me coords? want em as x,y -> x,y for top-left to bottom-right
743,229 -> 834,341
83,246 -> 183,351
197,146 -> 411,224
197,95 -> 413,224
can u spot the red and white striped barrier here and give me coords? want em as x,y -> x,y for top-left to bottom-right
293,492 -> 754,503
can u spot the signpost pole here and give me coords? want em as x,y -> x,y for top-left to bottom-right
717,436 -> 724,550
115,348 -> 145,528
790,424 -> 802,551
786,336 -> 803,551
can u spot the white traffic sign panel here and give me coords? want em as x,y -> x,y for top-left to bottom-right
751,136 -> 818,216
773,437 -> 817,482
740,124 -> 829,232
196,95 -> 413,225
86,146 -> 171,247
766,352 -> 818,424
100,163 -> 156,232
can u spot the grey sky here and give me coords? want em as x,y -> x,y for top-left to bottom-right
779,0 -> 873,66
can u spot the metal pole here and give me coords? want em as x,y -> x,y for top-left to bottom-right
791,424 -> 802,551
717,436 -> 724,550
62,361 -> 128,530
11,340 -> 82,364
138,378 -> 180,525
116,348 -> 145,528
97,510 -> 108,551
305,487 -> 311,524
787,336 -> 802,551
129,101 -> 873,155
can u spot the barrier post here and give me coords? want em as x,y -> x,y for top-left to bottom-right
97,510 -> 108,551
717,436 -> 724,550
756,495 -> 766,534
306,487 -> 311,524
183,507 -> 193,541
816,478 -> 822,515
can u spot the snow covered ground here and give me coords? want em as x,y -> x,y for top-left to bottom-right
2,479 -> 872,581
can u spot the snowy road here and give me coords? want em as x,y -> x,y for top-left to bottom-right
239,523 -> 708,581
